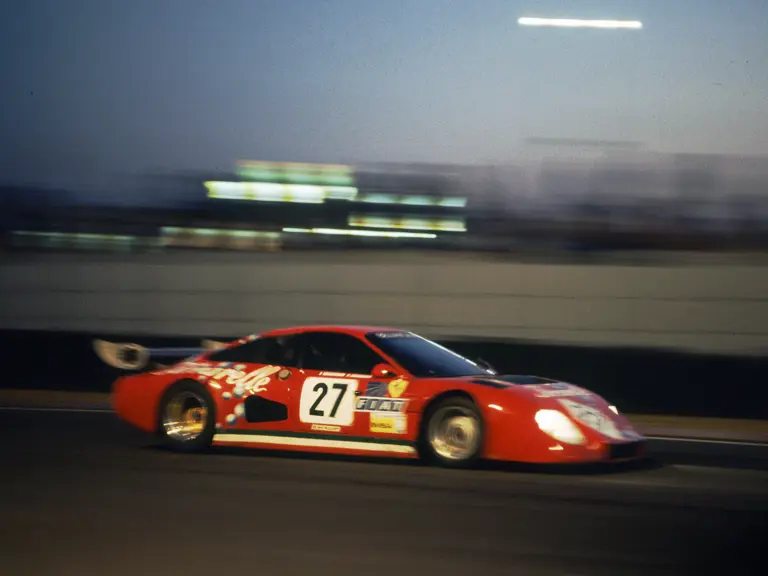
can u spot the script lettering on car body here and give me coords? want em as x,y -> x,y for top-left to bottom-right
156,362 -> 282,394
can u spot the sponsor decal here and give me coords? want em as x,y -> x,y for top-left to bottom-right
159,362 -> 281,395
530,383 -> 589,398
364,381 -> 389,397
364,379 -> 409,398
387,378 -> 409,398
558,399 -> 624,441
356,397 -> 408,413
161,362 -> 284,429
370,413 -> 407,434
312,424 -> 341,433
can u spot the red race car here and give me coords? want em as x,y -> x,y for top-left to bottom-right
94,325 -> 646,467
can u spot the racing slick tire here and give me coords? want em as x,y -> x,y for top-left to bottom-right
157,379 -> 217,452
419,396 -> 484,468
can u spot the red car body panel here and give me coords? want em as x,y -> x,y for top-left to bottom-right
110,325 -> 646,464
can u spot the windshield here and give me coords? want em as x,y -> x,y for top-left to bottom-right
366,331 -> 492,378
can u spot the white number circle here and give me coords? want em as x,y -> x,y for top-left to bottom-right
299,377 -> 359,426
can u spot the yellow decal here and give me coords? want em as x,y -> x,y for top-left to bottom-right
387,378 -> 409,398
370,414 -> 407,434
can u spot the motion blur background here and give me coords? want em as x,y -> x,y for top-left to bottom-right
1,0 -> 767,255
1,1 -> 767,417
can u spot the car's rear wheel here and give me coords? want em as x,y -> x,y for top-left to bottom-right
420,396 -> 484,468
157,380 -> 216,452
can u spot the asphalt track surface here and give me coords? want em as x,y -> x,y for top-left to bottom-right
2,410 -> 767,576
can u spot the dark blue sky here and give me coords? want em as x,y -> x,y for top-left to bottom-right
1,0 -> 766,190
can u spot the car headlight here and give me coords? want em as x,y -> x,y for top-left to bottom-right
608,405 -> 618,415
534,409 -> 586,445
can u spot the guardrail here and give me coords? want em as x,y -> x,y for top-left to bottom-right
1,252 -> 767,355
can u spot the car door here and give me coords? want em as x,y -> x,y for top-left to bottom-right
204,334 -> 304,433
293,331 -> 397,439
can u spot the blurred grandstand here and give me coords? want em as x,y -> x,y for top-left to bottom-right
2,149 -> 767,257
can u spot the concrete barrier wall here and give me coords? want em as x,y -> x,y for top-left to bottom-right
1,253 -> 767,355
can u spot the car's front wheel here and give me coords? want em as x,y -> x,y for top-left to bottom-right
420,396 -> 484,468
157,380 -> 216,452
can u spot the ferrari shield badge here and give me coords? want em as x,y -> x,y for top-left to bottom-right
388,378 -> 409,398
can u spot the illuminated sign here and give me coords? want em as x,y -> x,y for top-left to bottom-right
235,161 -> 355,187
282,227 -> 436,239
348,214 -> 466,232
204,181 -> 358,203
357,194 -> 466,208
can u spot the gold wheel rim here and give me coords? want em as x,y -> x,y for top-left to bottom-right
428,406 -> 481,461
162,391 -> 208,441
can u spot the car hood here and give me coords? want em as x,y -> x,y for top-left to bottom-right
468,374 -> 643,442
471,374 -> 600,397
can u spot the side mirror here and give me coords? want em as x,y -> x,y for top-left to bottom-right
476,357 -> 496,373
372,363 -> 399,379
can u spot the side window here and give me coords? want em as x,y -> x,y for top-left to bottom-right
300,332 -> 384,374
206,336 -> 300,367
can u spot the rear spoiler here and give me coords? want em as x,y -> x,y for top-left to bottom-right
93,339 -> 228,370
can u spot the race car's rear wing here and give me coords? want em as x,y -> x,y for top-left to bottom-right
93,339 -> 228,370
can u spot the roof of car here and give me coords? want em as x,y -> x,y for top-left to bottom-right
259,325 -> 408,338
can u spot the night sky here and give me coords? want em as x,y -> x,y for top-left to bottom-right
1,0 -> 766,191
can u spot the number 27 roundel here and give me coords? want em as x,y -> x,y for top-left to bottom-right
299,377 -> 359,427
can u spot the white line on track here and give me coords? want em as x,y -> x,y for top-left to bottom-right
0,406 -> 113,413
646,435 -> 768,447
671,464 -> 768,474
